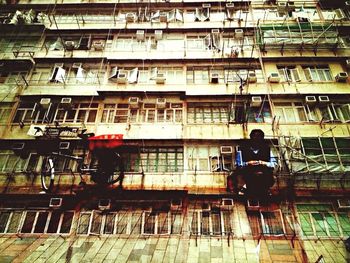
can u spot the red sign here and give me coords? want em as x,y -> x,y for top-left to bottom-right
88,134 -> 123,151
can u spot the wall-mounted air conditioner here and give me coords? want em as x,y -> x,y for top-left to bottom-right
246,199 -> 260,211
318,95 -> 330,103
221,198 -> 233,206
346,59 -> 350,69
202,3 -> 211,8
155,73 -> 166,84
220,146 -> 233,154
126,13 -> 136,22
251,96 -> 262,107
226,3 -> 235,9
64,41 -> 76,51
211,29 -> 220,35
60,97 -> 72,108
337,199 -> 350,209
59,142 -> 70,150
129,97 -> 141,108
92,40 -> 105,51
160,12 -> 167,22
170,199 -> 182,210
210,73 -> 219,83
49,198 -> 63,208
248,72 -> 257,83
335,72 -> 348,82
287,2 -> 296,10
40,98 -> 51,109
156,98 -> 166,108
98,199 -> 111,210
305,96 -> 317,104
136,30 -> 145,41
235,29 -> 244,39
335,8 -> 347,20
277,2 -> 287,12
154,30 -> 163,40
268,72 -> 280,83
117,70 -> 128,84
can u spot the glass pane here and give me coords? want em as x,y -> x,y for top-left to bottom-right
144,212 -> 156,234
77,213 -> 91,234
21,211 -> 36,233
299,213 -> 313,237
0,212 -> 10,233
211,212 -> 221,235
171,213 -> 183,234
324,213 -> 340,237
47,211 -> 61,233
116,212 -> 128,234
60,212 -> 74,234
190,212 -> 199,234
33,212 -> 49,233
90,212 -> 102,234
338,213 -> 350,236
312,213 -> 327,237
222,211 -> 232,234
201,211 -> 210,235
104,214 -> 116,234
130,212 -> 142,235
158,212 -> 169,234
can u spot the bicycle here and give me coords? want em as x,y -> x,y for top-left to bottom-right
32,125 -> 125,192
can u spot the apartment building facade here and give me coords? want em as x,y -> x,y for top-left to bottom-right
0,0 -> 349,262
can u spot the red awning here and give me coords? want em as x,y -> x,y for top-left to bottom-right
88,134 -> 123,151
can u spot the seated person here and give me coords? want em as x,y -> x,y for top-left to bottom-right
235,129 -> 277,197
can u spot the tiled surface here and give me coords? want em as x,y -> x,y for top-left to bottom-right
0,236 -> 349,262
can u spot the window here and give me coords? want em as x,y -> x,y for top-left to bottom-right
0,103 -> 14,124
297,204 -> 350,238
277,66 -> 301,82
0,210 -> 74,234
186,67 -> 209,84
187,145 -> 234,172
54,103 -> 98,123
0,151 -> 38,172
13,102 -> 35,123
303,66 -> 332,82
247,105 -> 272,123
274,102 -> 308,123
140,147 -> 183,173
30,68 -> 51,84
143,211 -> 170,235
189,208 -> 232,236
187,103 -> 234,123
260,210 -> 285,235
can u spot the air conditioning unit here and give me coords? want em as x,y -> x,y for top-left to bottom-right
318,95 -> 330,103
235,29 -> 244,39
277,2 -> 287,12
49,198 -> 63,208
155,73 -> 166,84
59,142 -> 70,150
287,2 -> 296,10
346,59 -> 350,69
335,8 -> 346,20
72,63 -> 82,69
60,97 -> 72,108
246,199 -> 260,211
221,198 -> 233,206
226,3 -> 235,9
40,98 -> 51,109
248,72 -> 257,83
251,96 -> 262,107
92,40 -> 105,51
154,30 -> 163,40
136,30 -> 145,41
268,72 -> 280,83
65,41 -> 76,51
129,97 -> 141,108
126,13 -> 136,22
160,12 -> 167,22
335,72 -> 348,82
202,3 -> 211,8
170,199 -> 182,210
210,73 -> 219,83
305,96 -> 317,104
220,146 -> 233,154
211,29 -> 220,35
156,98 -> 166,108
337,199 -> 350,209
98,199 -> 111,210
117,70 -> 128,84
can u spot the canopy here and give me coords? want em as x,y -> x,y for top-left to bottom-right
88,134 -> 123,151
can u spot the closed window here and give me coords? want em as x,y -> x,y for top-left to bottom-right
274,102 -> 308,123
303,66 -> 332,82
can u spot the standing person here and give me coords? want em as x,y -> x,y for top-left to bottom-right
235,129 -> 277,197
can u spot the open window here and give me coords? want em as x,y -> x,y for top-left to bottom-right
49,63 -> 66,83
195,5 -> 210,22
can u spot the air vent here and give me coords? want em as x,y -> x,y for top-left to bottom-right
49,198 -> 63,208
226,3 -> 235,9
220,146 -> 233,154
98,199 -> 111,210
202,3 -> 211,8
337,199 -> 350,209
246,199 -> 260,211
126,13 -> 136,22
92,40 -> 105,51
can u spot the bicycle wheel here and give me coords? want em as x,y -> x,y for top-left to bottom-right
91,152 -> 124,186
41,157 -> 55,192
